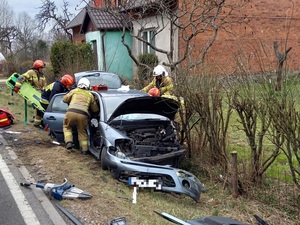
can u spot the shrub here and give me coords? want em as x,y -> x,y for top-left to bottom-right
50,42 -> 94,78
136,53 -> 158,89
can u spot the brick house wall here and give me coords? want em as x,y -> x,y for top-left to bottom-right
72,26 -> 85,43
179,0 -> 300,74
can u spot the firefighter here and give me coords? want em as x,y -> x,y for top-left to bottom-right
40,74 -> 75,112
14,60 -> 47,127
62,78 -> 99,155
142,65 -> 174,96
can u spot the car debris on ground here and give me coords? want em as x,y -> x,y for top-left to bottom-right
20,178 -> 92,200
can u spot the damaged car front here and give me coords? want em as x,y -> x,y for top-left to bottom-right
98,95 -> 204,201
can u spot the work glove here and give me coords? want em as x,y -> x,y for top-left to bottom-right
17,75 -> 25,82
13,82 -> 22,93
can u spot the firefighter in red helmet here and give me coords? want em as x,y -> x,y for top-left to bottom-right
40,74 -> 75,112
14,60 -> 47,127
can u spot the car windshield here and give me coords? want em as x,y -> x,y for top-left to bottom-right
102,95 -> 138,117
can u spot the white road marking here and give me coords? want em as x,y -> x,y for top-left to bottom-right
0,154 -> 41,225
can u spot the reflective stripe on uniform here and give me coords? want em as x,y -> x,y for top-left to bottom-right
64,131 -> 72,138
80,140 -> 88,151
34,118 -> 42,126
40,98 -> 50,104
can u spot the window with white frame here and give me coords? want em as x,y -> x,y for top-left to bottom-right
141,29 -> 156,54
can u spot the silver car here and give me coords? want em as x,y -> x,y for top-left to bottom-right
43,89 -> 203,201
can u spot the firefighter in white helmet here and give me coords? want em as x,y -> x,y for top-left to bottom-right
142,65 -> 174,96
62,78 -> 99,155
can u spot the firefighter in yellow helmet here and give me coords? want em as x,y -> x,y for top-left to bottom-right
14,60 -> 47,127
63,78 -> 99,155
142,65 -> 173,96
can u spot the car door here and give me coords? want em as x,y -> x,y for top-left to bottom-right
43,93 -> 68,143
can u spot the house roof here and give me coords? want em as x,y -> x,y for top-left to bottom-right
66,8 -> 86,29
86,7 -> 132,31
119,0 -> 171,11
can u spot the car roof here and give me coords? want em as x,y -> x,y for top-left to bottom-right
74,70 -> 118,76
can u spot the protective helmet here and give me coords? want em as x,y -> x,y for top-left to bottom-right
153,65 -> 168,77
148,87 -> 160,97
61,74 -> 75,87
77,77 -> 90,90
33,60 -> 45,69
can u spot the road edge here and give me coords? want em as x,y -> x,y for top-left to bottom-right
0,133 -> 67,225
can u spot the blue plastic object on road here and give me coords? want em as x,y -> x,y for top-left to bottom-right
20,178 -> 92,200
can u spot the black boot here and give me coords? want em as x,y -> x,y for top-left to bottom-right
66,142 -> 73,150
81,151 -> 88,155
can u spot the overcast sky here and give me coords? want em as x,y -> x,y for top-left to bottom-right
8,0 -> 82,17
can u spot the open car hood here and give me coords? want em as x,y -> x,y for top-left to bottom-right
108,96 -> 179,122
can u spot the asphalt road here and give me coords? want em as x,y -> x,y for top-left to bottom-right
0,132 -> 68,225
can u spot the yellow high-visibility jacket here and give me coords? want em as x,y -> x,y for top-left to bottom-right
63,88 -> 99,117
21,69 -> 47,91
142,76 -> 174,95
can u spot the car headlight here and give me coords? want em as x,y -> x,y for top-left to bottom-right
176,170 -> 189,178
115,139 -> 133,158
116,149 -> 126,159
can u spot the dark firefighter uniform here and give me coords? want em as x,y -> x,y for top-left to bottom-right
63,88 -> 99,153
40,81 -> 69,110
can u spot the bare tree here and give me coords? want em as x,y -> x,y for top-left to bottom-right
267,88 -> 300,189
14,12 -> 39,61
0,0 -> 17,54
36,0 -> 74,40
230,75 -> 283,183
102,0 -> 247,74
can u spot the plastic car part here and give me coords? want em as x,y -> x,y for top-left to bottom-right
154,211 -> 269,225
108,217 -> 129,225
101,146 -> 108,170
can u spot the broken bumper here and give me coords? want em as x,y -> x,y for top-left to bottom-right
108,157 -> 203,202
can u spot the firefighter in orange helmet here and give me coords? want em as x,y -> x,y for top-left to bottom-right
15,60 -> 47,127
40,74 -> 75,112
63,78 -> 99,155
142,65 -> 174,96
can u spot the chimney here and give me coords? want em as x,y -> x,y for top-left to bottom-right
94,0 -> 100,8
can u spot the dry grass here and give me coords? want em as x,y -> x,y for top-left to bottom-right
0,84 -> 299,225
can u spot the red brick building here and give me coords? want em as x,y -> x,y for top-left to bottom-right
197,0 -> 300,74
68,1 -> 300,76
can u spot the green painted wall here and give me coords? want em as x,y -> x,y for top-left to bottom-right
85,30 -> 132,80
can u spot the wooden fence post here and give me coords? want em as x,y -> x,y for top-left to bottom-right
231,151 -> 238,198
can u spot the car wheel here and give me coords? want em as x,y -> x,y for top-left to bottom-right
101,147 -> 108,170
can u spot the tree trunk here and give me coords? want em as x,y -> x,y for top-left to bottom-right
273,41 -> 292,91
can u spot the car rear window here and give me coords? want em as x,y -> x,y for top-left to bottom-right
75,72 -> 122,89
